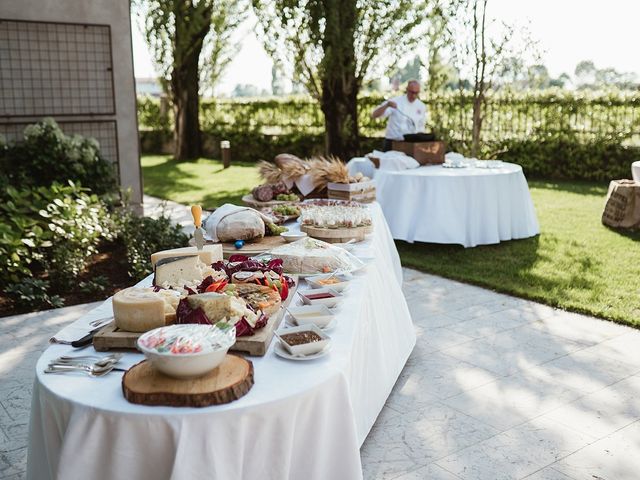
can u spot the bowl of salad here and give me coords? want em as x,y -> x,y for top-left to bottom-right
137,324 -> 236,378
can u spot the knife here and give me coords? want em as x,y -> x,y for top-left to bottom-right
70,324 -> 108,348
191,205 -> 205,251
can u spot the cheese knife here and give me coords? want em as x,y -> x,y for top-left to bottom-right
191,205 -> 205,251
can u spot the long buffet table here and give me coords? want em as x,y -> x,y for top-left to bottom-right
27,202 -> 416,480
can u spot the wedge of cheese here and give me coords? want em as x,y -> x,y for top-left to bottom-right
154,255 -> 210,289
113,287 -> 181,332
150,245 -> 223,267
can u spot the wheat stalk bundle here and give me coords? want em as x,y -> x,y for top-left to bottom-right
308,156 -> 349,187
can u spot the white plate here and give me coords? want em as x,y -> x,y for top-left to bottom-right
287,316 -> 337,332
274,342 -> 331,361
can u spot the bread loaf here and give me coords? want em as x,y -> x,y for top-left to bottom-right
217,210 -> 265,242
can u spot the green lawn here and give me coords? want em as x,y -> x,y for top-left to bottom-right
142,155 -> 640,327
142,155 -> 261,209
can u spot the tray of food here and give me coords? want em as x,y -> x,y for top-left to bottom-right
259,237 -> 366,277
93,246 -> 298,356
298,200 -> 373,243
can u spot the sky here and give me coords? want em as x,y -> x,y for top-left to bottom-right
131,0 -> 640,95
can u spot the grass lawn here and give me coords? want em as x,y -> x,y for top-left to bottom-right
142,155 -> 261,208
142,154 -> 640,327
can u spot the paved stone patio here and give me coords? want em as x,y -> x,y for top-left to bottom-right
2,271 -> 640,479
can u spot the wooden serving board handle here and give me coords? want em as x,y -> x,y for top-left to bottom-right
122,355 -> 253,407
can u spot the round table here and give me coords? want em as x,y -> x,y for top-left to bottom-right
375,162 -> 540,247
27,203 -> 415,480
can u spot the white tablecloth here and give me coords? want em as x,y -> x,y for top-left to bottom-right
632,161 -> 640,182
27,203 -> 415,480
375,163 -> 540,247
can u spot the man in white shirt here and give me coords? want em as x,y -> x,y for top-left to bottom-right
371,79 -> 427,151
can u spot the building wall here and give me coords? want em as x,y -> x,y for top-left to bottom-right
0,0 -> 142,207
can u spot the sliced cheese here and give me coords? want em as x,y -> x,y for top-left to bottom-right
154,255 -> 208,289
186,292 -> 258,327
113,287 -> 180,333
151,245 -> 223,267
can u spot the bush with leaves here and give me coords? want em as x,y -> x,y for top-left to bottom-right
0,182 -> 115,289
115,209 -> 189,281
6,278 -> 64,310
0,118 -> 118,198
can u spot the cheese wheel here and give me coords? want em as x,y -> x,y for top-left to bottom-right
151,245 -> 223,267
113,287 -> 179,333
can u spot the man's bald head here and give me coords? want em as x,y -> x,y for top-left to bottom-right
406,79 -> 420,102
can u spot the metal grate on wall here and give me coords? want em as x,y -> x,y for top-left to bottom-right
0,19 -> 115,117
0,121 -> 119,167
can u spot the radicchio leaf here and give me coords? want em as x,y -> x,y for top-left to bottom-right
196,275 -> 215,294
176,298 -> 210,325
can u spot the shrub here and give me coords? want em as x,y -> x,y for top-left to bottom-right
0,118 -> 118,197
115,209 -> 189,281
5,278 -> 64,310
0,182 -> 115,289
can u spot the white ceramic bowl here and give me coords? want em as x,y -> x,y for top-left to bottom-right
137,324 -> 236,379
280,231 -> 308,243
288,304 -> 335,328
278,324 -> 330,356
298,287 -> 343,308
306,273 -> 352,292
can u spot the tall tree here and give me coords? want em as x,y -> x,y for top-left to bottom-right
252,0 -> 425,160
449,0 -> 537,157
136,0 -> 246,160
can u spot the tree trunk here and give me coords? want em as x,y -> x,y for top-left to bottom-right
471,95 -> 484,158
321,80 -> 359,160
170,1 -> 211,161
172,58 -> 202,161
319,1 -> 359,160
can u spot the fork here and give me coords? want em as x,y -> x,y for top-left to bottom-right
44,364 -> 125,377
56,353 -> 123,363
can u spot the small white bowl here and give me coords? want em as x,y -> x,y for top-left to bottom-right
288,304 -> 335,328
280,231 -> 308,243
306,273 -> 352,292
278,324 -> 330,356
298,287 -> 342,308
137,324 -> 236,379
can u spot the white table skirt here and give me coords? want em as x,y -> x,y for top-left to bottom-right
375,163 -> 540,247
27,203 -> 415,480
632,161 -> 640,182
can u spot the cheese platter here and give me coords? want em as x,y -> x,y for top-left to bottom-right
94,246 -> 299,356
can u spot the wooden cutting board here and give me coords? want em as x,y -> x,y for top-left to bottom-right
187,235 -> 287,259
93,277 -> 298,356
122,355 -> 253,407
220,235 -> 286,259
242,194 -> 299,209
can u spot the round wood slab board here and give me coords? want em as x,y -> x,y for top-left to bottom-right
300,224 -> 372,243
122,355 -> 254,407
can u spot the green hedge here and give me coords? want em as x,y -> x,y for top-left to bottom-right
137,90 -> 640,181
